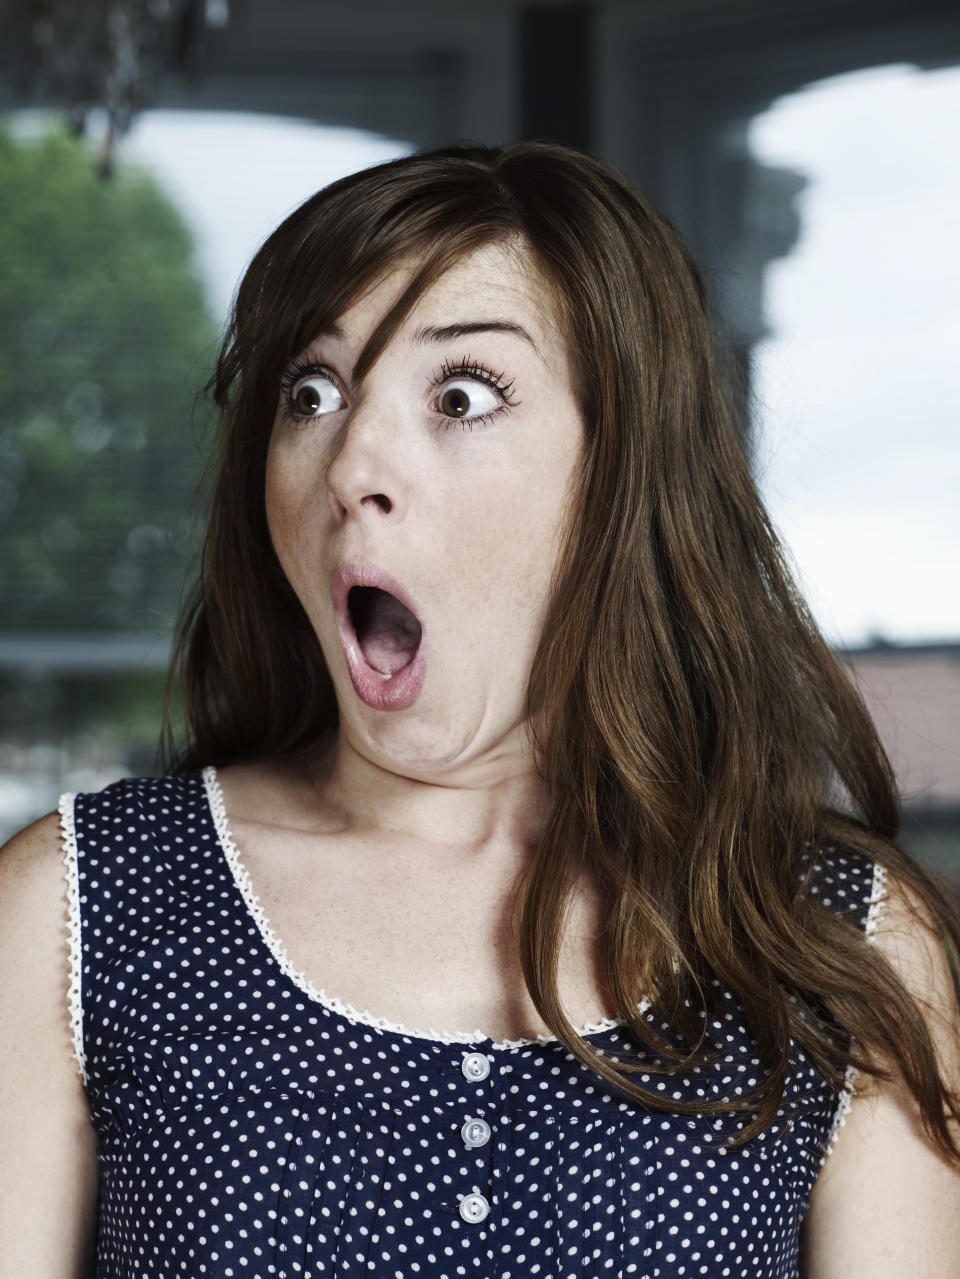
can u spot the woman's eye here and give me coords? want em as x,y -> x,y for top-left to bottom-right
290,373 -> 342,418
438,379 -> 500,421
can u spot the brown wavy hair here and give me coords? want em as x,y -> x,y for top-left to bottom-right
164,140 -> 960,1160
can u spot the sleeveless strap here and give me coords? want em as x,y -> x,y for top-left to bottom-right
821,859 -> 889,1163
58,791 -> 86,1088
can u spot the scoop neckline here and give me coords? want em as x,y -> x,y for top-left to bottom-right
200,763 -> 645,1052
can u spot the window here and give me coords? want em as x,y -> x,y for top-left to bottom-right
0,110 -> 410,840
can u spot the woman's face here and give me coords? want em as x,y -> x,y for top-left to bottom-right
265,240 -> 585,780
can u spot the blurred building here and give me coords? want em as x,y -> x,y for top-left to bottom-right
843,640 -> 960,888
6,0 -> 957,425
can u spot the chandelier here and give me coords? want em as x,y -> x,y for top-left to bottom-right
7,0 -> 232,174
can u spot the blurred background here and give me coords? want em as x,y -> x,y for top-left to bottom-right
0,0 -> 957,881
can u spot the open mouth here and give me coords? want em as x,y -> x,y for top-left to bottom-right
331,562 -> 427,711
347,585 -> 423,679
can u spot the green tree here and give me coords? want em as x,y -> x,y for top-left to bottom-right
0,121 -> 217,635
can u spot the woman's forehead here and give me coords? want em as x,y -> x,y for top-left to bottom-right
320,242 -> 562,363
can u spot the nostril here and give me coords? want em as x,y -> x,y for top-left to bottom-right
328,490 -> 349,522
362,493 -> 392,513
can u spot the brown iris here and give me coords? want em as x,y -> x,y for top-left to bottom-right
440,387 -> 470,417
294,383 -> 322,415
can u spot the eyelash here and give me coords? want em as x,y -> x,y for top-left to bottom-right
277,355 -> 335,429
428,356 -> 518,431
277,354 -> 519,431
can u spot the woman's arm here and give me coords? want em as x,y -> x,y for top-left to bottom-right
0,814 -> 99,1278
801,871 -> 960,1276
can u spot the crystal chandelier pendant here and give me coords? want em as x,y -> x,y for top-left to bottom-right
8,0 -> 232,175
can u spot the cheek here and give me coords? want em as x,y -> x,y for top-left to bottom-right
453,455 -> 577,624
264,439 -> 308,565
263,449 -> 284,546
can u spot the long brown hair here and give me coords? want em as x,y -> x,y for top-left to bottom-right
164,140 -> 960,1160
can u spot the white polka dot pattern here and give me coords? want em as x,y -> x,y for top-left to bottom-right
60,770 -> 885,1278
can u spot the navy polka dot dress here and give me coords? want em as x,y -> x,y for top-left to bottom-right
59,768 -> 887,1278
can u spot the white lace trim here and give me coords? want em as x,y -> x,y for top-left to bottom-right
202,764 -> 644,1050
58,792 -> 87,1089
820,859 -> 889,1164
864,861 -> 889,939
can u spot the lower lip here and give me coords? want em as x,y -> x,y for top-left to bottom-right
341,634 -> 426,711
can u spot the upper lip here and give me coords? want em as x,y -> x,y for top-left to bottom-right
330,559 -> 425,645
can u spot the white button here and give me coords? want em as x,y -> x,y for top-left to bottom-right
461,1051 -> 491,1082
461,1117 -> 491,1149
459,1192 -> 490,1224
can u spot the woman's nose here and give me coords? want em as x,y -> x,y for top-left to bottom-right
324,399 -> 408,526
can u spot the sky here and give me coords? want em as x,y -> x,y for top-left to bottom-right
9,64 -> 959,648
119,113 -> 413,321
748,62 -> 960,647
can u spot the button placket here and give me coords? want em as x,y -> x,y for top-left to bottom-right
457,1050 -> 494,1226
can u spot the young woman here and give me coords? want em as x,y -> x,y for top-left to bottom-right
2,141 -> 959,1278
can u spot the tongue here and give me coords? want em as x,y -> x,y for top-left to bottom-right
351,586 -> 422,677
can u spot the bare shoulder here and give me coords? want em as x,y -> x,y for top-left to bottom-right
0,810 -> 71,944
0,809 -> 78,1024
0,809 -> 100,1275
869,869 -> 960,1041
801,867 -> 960,1278
0,811 -> 72,1023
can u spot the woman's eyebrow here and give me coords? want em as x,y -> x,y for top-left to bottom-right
310,322 -> 344,342
412,320 -> 542,356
